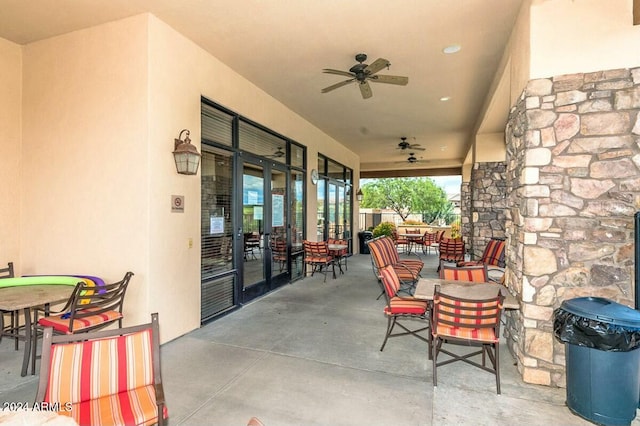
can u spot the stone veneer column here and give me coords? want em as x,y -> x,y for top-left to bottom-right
505,68 -> 640,387
460,181 -> 471,241
469,162 -> 507,258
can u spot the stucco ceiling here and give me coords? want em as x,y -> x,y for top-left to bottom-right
0,0 -> 523,176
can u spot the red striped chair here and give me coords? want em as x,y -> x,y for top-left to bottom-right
431,287 -> 504,394
419,231 -> 437,255
379,266 -> 431,352
31,272 -> 134,374
367,236 -> 423,298
35,313 -> 167,426
440,264 -> 488,283
430,230 -> 446,254
327,238 -> 348,273
437,238 -> 465,271
457,238 -> 506,282
303,240 -> 335,282
0,262 -> 17,348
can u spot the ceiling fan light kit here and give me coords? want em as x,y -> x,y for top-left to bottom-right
396,137 -> 425,151
321,53 -> 408,99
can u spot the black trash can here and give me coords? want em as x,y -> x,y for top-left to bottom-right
358,231 -> 373,254
553,297 -> 640,426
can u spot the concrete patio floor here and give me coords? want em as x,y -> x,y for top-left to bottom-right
1,251 -> 639,425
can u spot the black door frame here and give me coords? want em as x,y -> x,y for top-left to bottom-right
236,152 -> 290,303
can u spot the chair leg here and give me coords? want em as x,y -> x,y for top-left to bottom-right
380,316 -> 396,351
494,343 -> 501,394
12,311 -> 19,350
432,338 -> 440,387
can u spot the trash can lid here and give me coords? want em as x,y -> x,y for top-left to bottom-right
560,297 -> 640,327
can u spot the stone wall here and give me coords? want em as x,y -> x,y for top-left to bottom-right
469,162 -> 507,259
460,181 -> 471,243
504,68 -> 640,387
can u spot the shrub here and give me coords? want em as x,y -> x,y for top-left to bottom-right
372,222 -> 396,238
450,220 -> 461,239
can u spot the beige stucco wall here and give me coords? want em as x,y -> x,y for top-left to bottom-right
20,15 -> 151,324
506,0 -> 640,103
530,0 -> 640,80
8,13 -> 359,343
472,0 -> 640,177
146,16 -> 359,339
0,38 -> 22,269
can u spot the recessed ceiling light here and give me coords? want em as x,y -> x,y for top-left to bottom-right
440,96 -> 451,102
443,44 -> 461,54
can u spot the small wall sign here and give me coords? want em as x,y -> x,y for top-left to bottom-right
171,195 -> 185,213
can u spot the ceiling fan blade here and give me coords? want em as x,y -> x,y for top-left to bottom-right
370,75 -> 409,85
322,69 -> 355,78
359,81 -> 373,99
410,145 -> 426,151
321,78 -> 355,93
365,58 -> 390,75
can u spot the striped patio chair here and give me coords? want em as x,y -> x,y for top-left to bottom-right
440,264 -> 488,283
303,240 -> 335,282
35,313 -> 167,426
0,262 -> 16,347
457,238 -> 506,283
31,272 -> 134,374
419,231 -> 437,255
327,238 -> 349,273
367,236 -> 423,298
379,266 -> 431,352
438,238 -> 465,271
431,287 -> 504,394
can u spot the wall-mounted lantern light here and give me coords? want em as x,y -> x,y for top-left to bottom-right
356,188 -> 363,202
173,129 -> 201,175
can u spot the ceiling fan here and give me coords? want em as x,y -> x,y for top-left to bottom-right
265,147 -> 285,158
321,53 -> 409,99
396,152 -> 429,165
396,137 -> 425,151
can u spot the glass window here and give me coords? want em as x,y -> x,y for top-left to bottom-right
239,121 -> 286,163
327,159 -> 344,182
317,179 -> 325,241
291,143 -> 304,168
291,170 -> 305,250
201,103 -> 233,146
201,147 -> 234,280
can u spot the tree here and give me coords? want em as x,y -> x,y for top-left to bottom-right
361,177 -> 453,223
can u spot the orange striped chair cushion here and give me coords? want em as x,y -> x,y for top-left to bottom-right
440,265 -> 488,283
369,237 -> 399,266
305,255 -> 332,263
38,309 -> 123,334
458,239 -> 506,268
385,297 -> 428,315
432,295 -> 501,343
370,237 -> 424,278
59,385 -> 163,426
45,328 -> 163,425
434,323 -> 497,341
393,266 -> 421,282
379,266 -> 401,296
482,239 -> 505,267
